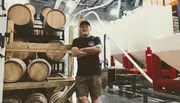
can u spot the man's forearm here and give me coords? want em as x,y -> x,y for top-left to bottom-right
80,45 -> 102,54
72,45 -> 102,57
72,47 -> 89,57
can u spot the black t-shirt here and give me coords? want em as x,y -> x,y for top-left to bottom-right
72,35 -> 102,76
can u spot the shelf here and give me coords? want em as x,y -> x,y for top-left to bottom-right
6,42 -> 72,53
4,77 -> 75,90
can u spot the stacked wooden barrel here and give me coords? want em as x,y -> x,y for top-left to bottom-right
4,3 -> 68,103
6,3 -> 67,82
8,3 -> 66,36
4,58 -> 52,82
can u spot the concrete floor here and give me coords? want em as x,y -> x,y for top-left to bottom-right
72,86 -> 179,103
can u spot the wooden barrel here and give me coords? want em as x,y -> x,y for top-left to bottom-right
46,41 -> 65,61
11,39 -> 35,60
49,92 -> 71,103
38,40 -> 65,62
3,96 -> 22,103
44,9 -> 66,29
24,3 -> 37,19
40,7 -> 52,22
4,58 -> 26,82
25,93 -> 47,103
27,58 -> 51,81
8,4 -> 34,38
8,4 -> 33,26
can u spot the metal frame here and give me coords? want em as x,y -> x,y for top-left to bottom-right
142,88 -> 180,103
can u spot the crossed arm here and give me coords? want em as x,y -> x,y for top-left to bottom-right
71,44 -> 102,57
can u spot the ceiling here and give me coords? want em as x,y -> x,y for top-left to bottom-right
30,0 -> 142,20
59,0 -> 142,14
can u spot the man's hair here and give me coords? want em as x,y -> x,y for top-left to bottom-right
80,20 -> 91,27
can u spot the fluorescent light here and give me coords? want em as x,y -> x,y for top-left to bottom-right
110,9 -> 118,16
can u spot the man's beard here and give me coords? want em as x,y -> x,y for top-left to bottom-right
81,32 -> 89,38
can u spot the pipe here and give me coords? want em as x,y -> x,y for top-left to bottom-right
117,0 -> 121,18
104,34 -> 107,69
134,0 -> 140,7
84,11 -> 104,26
84,11 -> 106,67
2,0 -> 6,10
84,11 -> 153,83
65,0 -> 114,28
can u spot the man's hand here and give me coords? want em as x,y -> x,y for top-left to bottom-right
71,47 -> 79,56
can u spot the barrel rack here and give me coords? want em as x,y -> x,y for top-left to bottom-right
4,20 -> 76,103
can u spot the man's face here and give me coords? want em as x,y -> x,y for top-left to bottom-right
79,24 -> 91,37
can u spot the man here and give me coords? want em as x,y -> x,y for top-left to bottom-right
71,20 -> 102,103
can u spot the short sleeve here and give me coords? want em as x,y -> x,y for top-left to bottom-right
72,39 -> 77,47
94,37 -> 101,45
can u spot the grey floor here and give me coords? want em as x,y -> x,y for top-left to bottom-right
72,86 -> 179,103
99,86 -> 179,103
